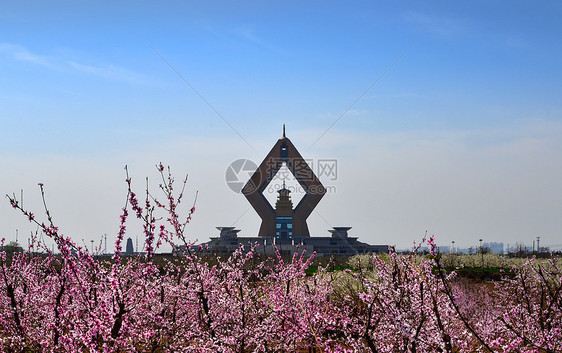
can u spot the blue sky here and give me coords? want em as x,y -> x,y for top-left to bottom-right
1,1 -> 561,251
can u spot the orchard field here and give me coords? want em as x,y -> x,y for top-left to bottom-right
2,166 -> 561,352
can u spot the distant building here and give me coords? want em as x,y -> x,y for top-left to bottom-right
126,237 -> 134,255
484,242 -> 504,254
196,226 -> 387,257
190,126 -> 387,257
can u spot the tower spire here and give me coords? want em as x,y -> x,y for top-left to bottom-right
283,124 -> 286,138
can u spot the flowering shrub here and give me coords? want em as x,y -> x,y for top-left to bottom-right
2,164 -> 561,352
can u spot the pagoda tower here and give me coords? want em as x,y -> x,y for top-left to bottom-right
275,181 -> 293,239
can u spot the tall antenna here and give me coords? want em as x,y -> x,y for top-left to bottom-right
283,124 -> 286,138
104,234 -> 107,254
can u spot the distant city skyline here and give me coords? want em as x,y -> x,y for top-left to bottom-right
1,1 -> 561,251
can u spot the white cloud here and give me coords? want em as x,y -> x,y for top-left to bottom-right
231,24 -> 286,55
0,43 -> 55,69
0,42 -> 144,82
403,11 -> 468,38
67,61 -> 145,83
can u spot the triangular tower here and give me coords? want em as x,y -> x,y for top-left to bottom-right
242,126 -> 326,237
